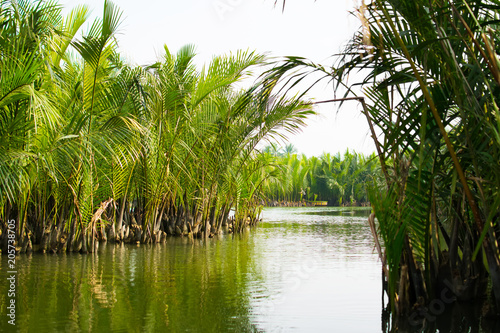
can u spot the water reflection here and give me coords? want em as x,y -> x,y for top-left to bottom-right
383,301 -> 500,333
252,207 -> 381,332
0,238 -> 260,332
1,207 -> 496,332
299,207 -> 372,217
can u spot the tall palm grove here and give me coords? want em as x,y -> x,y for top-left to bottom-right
0,0 -> 314,253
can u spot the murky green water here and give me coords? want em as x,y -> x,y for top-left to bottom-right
3,207 -> 491,332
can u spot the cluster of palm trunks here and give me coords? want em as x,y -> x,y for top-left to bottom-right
0,200 -> 260,254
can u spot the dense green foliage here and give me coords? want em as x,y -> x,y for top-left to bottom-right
258,145 -> 379,205
276,0 -> 500,323
0,0 -> 313,253
339,0 -> 500,319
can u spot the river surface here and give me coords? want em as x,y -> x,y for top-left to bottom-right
1,207 -> 492,332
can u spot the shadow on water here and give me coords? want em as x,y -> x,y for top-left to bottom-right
382,300 -> 500,333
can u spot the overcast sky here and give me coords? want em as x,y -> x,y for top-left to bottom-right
60,0 -> 376,156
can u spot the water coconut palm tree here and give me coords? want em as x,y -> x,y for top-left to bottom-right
273,0 -> 500,323
0,0 -> 315,253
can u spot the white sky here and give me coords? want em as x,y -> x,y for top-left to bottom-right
60,0 -> 376,156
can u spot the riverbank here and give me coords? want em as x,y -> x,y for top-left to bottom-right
0,212 -> 261,255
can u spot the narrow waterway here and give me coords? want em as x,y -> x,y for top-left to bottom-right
0,208 -> 397,332
250,207 -> 381,332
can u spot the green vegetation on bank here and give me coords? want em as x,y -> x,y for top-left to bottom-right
258,145 -> 379,206
276,0 -> 500,323
0,0 -> 313,253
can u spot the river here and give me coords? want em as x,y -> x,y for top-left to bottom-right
2,207 -> 491,332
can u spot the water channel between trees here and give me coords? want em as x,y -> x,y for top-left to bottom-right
0,207 -> 495,332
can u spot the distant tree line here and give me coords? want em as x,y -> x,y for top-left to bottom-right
257,144 -> 380,206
